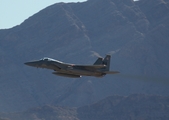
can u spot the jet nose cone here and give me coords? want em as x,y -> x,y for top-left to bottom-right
24,60 -> 43,68
24,62 -> 32,66
24,61 -> 39,67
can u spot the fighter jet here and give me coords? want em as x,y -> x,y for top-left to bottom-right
24,55 -> 119,78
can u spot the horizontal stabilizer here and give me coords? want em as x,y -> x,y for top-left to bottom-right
104,71 -> 120,74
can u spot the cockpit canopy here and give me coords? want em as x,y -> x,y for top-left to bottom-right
40,57 -> 50,61
40,57 -> 63,63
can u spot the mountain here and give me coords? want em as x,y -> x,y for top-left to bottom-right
77,94 -> 169,120
1,94 -> 169,120
0,0 -> 169,112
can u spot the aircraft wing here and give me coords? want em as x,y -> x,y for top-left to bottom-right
74,64 -> 106,70
104,71 -> 120,74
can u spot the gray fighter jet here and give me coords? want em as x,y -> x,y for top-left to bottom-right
24,55 -> 119,78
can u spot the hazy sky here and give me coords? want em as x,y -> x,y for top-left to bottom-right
0,0 -> 86,29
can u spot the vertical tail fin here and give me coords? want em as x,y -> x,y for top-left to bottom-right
93,55 -> 111,71
102,55 -> 111,71
93,58 -> 103,65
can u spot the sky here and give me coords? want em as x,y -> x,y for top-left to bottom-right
0,0 -> 86,29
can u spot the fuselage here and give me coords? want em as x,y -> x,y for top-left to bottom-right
24,58 -> 105,77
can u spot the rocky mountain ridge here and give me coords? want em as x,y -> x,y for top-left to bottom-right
1,94 -> 169,120
0,0 -> 169,112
